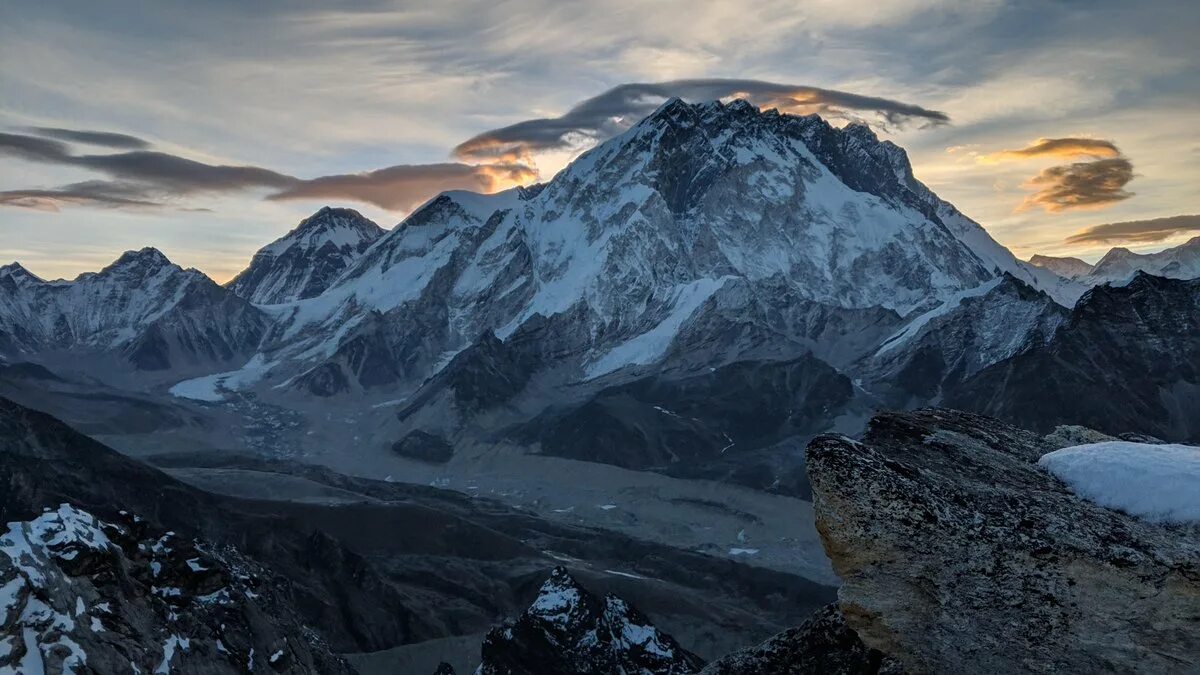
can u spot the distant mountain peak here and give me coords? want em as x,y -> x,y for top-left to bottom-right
1028,254 -> 1095,280
0,261 -> 41,283
228,206 -> 385,304
97,247 -> 177,279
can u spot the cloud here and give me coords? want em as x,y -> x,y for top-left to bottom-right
267,162 -> 537,212
0,181 -> 164,212
453,79 -> 949,162
0,132 -> 296,193
0,131 -> 534,213
22,126 -> 150,149
1065,214 -> 1200,244
979,137 -> 1121,163
1018,157 -> 1135,213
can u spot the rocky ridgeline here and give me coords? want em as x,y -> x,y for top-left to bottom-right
806,408 -> 1200,673
1,504 -> 351,674
474,566 -> 704,675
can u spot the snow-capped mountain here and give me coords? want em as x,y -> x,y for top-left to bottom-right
241,99 -> 1082,399
1029,237 -> 1200,286
1028,254 -> 1094,279
0,248 -> 265,373
476,566 -> 703,674
1083,236 -> 1200,285
227,206 -> 384,304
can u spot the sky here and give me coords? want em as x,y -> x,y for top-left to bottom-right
1,0 -> 1197,283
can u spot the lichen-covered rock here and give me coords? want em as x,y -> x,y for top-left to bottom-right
699,603 -> 903,674
806,408 -> 1200,673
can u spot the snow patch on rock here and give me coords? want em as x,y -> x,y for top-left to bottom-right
1039,441 -> 1200,524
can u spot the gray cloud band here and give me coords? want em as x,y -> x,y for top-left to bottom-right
0,132 -> 532,213
21,127 -> 151,150
1065,214 -> 1200,244
453,79 -> 950,161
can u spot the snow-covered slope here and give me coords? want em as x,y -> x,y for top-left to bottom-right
248,99 -> 1077,396
0,248 -> 266,372
1028,254 -> 1095,279
1083,236 -> 1200,286
227,206 -> 384,304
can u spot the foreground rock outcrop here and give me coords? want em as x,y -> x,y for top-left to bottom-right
699,603 -> 903,675
0,504 -> 352,674
807,408 -> 1200,673
476,566 -> 704,674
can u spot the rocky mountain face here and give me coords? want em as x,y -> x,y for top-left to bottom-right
228,206 -> 385,304
862,274 -> 1068,405
1,504 -> 353,674
0,248 -> 266,375
806,408 -> 1200,673
476,566 -> 704,675
947,273 -> 1200,441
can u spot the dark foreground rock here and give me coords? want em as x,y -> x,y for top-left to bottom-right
807,408 -> 1200,673
0,504 -> 352,674
699,603 -> 903,675
476,566 -> 704,674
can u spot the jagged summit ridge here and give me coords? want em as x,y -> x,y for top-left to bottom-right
228,206 -> 385,304
476,566 -> 703,674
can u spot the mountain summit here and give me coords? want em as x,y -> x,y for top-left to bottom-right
228,206 -> 384,304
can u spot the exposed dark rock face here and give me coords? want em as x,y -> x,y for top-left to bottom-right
392,430 -> 454,463
806,408 -> 1200,673
699,603 -> 903,675
863,274 -> 1067,404
476,566 -> 704,675
948,273 -> 1200,441
514,354 -> 853,494
0,504 -> 353,674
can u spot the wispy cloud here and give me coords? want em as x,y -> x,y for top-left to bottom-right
0,129 -> 534,213
21,126 -> 150,149
454,79 -> 949,162
1065,214 -> 1200,244
979,137 -> 1121,163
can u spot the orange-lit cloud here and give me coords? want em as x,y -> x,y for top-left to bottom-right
267,162 -> 537,212
979,137 -> 1121,163
1065,214 -> 1200,244
1018,157 -> 1134,213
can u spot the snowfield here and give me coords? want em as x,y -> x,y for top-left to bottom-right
1039,442 -> 1200,524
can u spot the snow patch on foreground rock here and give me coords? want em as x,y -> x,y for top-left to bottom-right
1039,441 -> 1200,524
